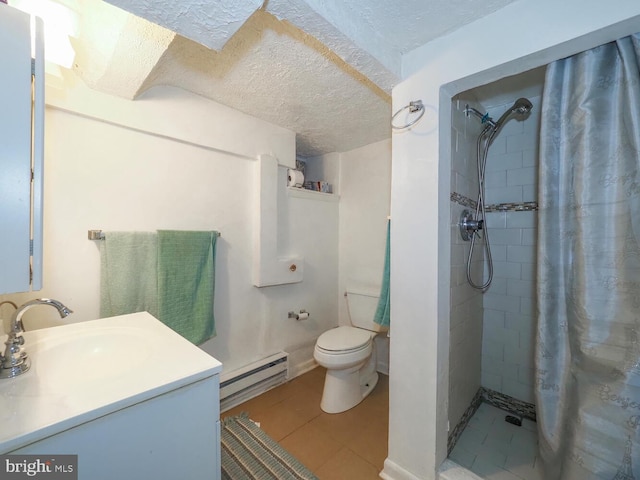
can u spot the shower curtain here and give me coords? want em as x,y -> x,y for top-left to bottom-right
536,33 -> 640,479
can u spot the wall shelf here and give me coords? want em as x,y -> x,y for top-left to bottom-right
287,187 -> 339,203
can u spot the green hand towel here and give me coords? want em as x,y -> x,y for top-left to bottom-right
100,232 -> 159,319
157,230 -> 218,344
373,219 -> 390,327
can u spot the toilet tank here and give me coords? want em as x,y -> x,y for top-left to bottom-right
345,291 -> 388,333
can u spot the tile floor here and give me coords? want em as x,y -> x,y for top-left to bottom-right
222,366 -> 389,480
449,403 -> 542,480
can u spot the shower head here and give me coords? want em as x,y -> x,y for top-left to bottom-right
493,97 -> 533,131
465,97 -> 532,131
512,97 -> 533,114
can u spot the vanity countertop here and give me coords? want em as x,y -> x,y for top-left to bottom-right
0,312 -> 222,453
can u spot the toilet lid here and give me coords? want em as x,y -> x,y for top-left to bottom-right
317,326 -> 372,352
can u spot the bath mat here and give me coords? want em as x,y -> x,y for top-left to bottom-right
221,413 -> 318,480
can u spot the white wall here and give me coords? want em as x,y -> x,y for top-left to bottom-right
386,2 -> 640,479
338,140 -> 391,312
448,97 -> 483,429
0,72 -> 338,378
481,96 -> 541,405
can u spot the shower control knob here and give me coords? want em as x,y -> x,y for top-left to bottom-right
465,219 -> 482,230
459,210 -> 484,241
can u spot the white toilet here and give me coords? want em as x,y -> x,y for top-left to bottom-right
313,292 -> 387,414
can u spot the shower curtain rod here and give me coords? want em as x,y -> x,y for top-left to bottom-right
87,229 -> 221,240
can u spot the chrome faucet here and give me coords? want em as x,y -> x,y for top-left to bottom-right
0,298 -> 73,379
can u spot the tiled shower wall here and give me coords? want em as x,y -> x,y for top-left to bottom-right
480,96 -> 541,404
449,98 -> 484,428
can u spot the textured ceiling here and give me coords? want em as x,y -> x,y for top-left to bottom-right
69,0 -> 518,156
138,12 -> 391,156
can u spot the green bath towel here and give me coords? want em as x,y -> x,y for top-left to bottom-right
157,230 -> 218,345
100,232 -> 159,319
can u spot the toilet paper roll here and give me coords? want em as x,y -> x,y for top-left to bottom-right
287,169 -> 304,188
297,312 -> 309,321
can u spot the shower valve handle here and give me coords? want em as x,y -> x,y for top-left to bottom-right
459,210 -> 483,241
465,218 -> 483,231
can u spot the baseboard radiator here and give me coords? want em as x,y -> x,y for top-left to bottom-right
220,352 -> 289,412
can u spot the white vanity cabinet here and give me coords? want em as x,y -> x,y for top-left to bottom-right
0,4 -> 44,294
12,376 -> 222,480
0,313 -> 222,480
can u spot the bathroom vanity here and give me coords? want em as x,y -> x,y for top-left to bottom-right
0,312 -> 222,480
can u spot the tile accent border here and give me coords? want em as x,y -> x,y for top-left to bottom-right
450,192 -> 477,209
485,201 -> 538,212
447,387 -> 537,454
481,387 -> 537,421
447,389 -> 483,454
450,191 -> 538,213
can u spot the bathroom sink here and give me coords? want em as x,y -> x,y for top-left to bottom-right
33,326 -> 152,387
0,312 -> 222,453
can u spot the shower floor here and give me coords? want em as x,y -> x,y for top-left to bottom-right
449,403 -> 543,480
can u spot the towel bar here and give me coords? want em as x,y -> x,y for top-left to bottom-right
88,230 -> 105,240
88,230 -> 221,240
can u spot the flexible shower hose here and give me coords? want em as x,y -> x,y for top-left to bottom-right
465,124 -> 497,291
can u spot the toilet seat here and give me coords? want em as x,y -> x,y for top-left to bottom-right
316,326 -> 372,353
